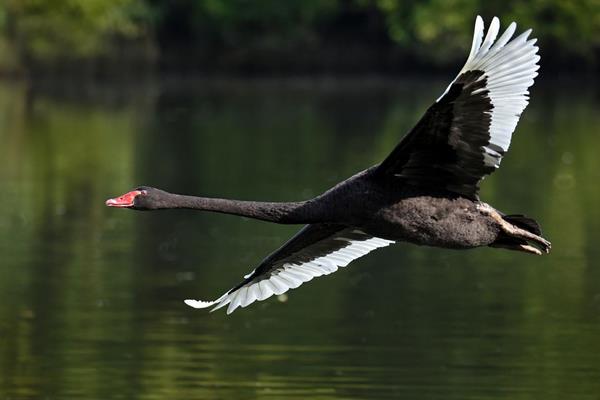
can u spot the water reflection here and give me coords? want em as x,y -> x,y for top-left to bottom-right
0,77 -> 599,399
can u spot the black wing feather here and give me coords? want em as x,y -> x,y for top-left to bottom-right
375,17 -> 539,199
376,70 -> 497,199
185,224 -> 393,313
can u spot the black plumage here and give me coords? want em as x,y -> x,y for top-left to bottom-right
377,70 -> 498,198
106,16 -> 549,314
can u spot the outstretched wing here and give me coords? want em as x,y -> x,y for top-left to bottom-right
376,16 -> 540,198
185,224 -> 394,314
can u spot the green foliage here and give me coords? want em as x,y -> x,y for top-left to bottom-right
375,0 -> 478,64
5,0 -> 151,61
147,0 -> 339,48
0,0 -> 597,71
375,0 -> 600,65
507,0 -> 600,59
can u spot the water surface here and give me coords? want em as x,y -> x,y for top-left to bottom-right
0,77 -> 599,399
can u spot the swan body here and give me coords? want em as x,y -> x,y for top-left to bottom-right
107,16 -> 550,314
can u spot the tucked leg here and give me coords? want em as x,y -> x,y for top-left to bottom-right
479,204 -> 551,254
490,242 -> 543,255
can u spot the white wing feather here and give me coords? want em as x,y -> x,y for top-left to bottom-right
439,16 -> 540,160
185,236 -> 393,314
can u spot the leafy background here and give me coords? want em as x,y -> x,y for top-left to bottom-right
0,0 -> 598,75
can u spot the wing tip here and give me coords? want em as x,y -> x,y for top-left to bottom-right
184,299 -> 218,309
469,15 -> 485,60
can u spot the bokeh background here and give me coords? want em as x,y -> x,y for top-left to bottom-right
1,0 -> 598,76
0,1 -> 599,399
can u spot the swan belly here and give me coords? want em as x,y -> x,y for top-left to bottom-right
364,197 -> 500,249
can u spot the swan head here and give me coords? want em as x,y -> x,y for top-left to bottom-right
105,186 -> 168,210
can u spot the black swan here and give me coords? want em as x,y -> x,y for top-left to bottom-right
106,16 -> 550,314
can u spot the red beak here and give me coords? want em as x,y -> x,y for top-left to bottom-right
106,190 -> 142,208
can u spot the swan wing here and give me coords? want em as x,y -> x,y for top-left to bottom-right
184,224 -> 394,314
376,16 -> 540,199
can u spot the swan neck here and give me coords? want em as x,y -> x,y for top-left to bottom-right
170,194 -> 319,224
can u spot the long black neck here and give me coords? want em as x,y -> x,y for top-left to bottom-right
158,193 -> 322,224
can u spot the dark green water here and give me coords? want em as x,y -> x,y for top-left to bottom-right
0,77 -> 599,399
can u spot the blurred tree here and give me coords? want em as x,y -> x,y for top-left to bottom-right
374,0 -> 477,65
374,0 -> 600,66
0,0 -> 597,75
507,0 -> 600,66
146,0 -> 340,68
3,0 -> 151,63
